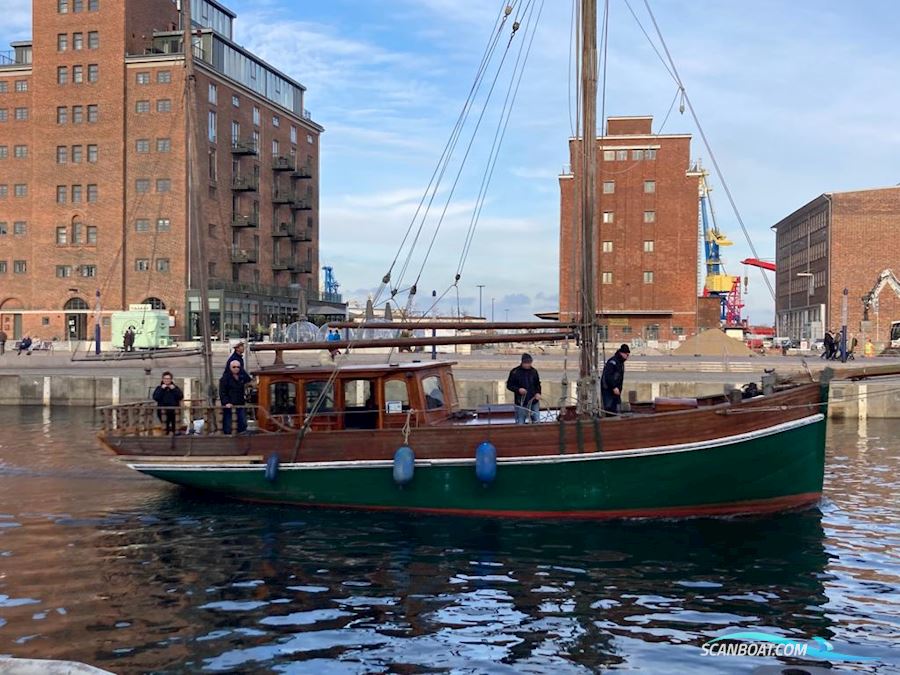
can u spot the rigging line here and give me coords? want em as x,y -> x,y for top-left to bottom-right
621,0 -> 677,84
375,1 -> 514,304
391,9 -> 514,298
568,0 -> 577,136
596,0 -> 610,336
410,5 -> 529,289
457,0 -> 546,278
641,0 -> 776,302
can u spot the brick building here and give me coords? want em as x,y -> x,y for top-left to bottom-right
773,186 -> 900,346
0,0 -> 326,342
557,116 -> 700,343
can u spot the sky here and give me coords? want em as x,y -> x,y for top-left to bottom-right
3,0 -> 899,323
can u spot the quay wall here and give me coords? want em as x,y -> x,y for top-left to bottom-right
0,374 -> 897,419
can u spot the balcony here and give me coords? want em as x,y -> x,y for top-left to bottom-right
230,248 -> 258,264
231,139 -> 258,155
272,222 -> 293,237
231,214 -> 259,228
289,260 -> 313,274
290,198 -> 312,211
291,165 -> 313,179
291,227 -> 313,242
271,258 -> 291,271
231,176 -> 259,192
272,156 -> 295,171
271,189 -> 295,204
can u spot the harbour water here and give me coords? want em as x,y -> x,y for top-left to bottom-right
0,408 -> 897,673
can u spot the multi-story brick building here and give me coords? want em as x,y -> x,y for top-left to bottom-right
0,0 -> 325,342
773,186 -> 900,346
558,116 -> 700,343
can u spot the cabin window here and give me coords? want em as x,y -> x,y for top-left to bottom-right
343,379 -> 377,429
304,380 -> 334,414
384,378 -> 410,413
422,375 -> 444,410
269,381 -> 296,415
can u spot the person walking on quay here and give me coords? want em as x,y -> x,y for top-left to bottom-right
123,327 -> 136,352
864,337 -> 876,358
17,335 -> 32,356
220,359 -> 251,435
822,330 -> 834,360
152,371 -> 184,435
0,329 -> 6,356
506,353 -> 542,424
601,344 -> 630,415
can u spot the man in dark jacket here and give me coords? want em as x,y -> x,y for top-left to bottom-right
601,344 -> 630,415
822,330 -> 834,360
506,353 -> 542,423
224,341 -> 248,378
0,329 -> 7,356
152,371 -> 184,434
220,360 -> 251,434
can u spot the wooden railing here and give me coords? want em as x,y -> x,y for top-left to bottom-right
98,400 -> 257,437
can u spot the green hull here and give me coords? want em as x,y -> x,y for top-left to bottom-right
132,415 -> 826,519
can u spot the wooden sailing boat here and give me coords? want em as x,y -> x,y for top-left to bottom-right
99,0 -> 851,518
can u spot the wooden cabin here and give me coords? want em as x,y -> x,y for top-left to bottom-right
255,361 -> 461,432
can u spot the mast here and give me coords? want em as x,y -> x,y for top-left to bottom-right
577,0 -> 600,415
183,0 -> 216,403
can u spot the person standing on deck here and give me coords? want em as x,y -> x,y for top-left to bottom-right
220,360 -> 251,435
506,353 -> 542,424
601,344 -> 630,415
152,371 -> 184,434
224,340 -> 249,378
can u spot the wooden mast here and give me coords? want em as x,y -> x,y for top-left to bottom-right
577,0 -> 600,415
183,0 -> 216,403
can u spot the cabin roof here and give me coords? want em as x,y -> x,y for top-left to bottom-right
254,360 -> 457,378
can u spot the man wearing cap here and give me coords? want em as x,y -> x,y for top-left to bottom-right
506,353 -> 542,424
601,344 -> 630,415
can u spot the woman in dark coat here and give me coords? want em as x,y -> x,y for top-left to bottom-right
152,371 -> 184,434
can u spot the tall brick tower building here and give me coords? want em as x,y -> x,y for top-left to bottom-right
0,0 -> 325,342
558,116 -> 700,343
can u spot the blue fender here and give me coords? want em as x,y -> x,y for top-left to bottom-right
392,445 -> 415,486
475,441 -> 497,484
265,453 -> 280,482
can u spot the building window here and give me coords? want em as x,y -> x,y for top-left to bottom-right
307,134 -> 314,145
253,106 -> 260,126
135,139 -> 150,153
157,70 -> 171,83
645,149 -> 657,159
208,147 -> 217,181
272,115 -> 280,128
0,261 -> 5,273
0,185 -> 6,198
86,225 -> 97,244
0,109 -> 6,122
88,31 -> 99,49
643,211 -> 656,223
672,326 -> 684,336
615,149 -> 627,160
208,111 -> 217,142
208,83 -> 217,104
643,271 -> 654,284
156,98 -> 171,113
87,144 -> 98,162
80,265 -> 96,277
603,150 -> 615,161
72,185 -> 83,203
136,100 -> 150,113
57,226 -> 68,245
135,179 -> 150,193
136,72 -> 150,85
156,258 -> 170,273
71,145 -> 82,163
87,64 -> 98,82
208,261 -> 216,277
72,106 -> 84,123
602,271 -> 613,285
56,265 -> 72,278
58,0 -> 68,13
156,178 -> 171,193
0,222 -> 5,233
73,32 -> 83,49
135,259 -> 150,272
57,186 -> 67,203
14,184 -> 26,197
73,0 -> 83,11
230,120 -> 240,144
87,104 -> 98,122
602,181 -> 615,194
57,146 -> 68,164
14,260 -> 26,274
156,218 -> 170,231
644,180 -> 656,194
73,65 -> 84,84
15,80 -> 27,92
602,240 -> 613,253
0,147 -> 6,159
602,211 -> 614,224
88,0 -> 99,10
72,222 -> 83,243
87,184 -> 98,202
252,130 -> 260,151
57,34 -> 68,51
135,219 -> 150,232
631,149 -> 644,160
290,126 -> 297,144
57,67 -> 68,85
643,240 -> 654,252
156,138 -> 171,152
14,108 -> 27,121
272,139 -> 279,156
13,221 -> 26,235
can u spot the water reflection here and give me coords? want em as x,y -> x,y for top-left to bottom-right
0,408 -> 896,673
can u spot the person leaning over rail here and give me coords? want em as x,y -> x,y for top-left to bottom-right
506,353 -> 542,424
152,371 -> 184,435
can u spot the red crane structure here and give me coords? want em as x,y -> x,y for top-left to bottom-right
741,258 -> 776,272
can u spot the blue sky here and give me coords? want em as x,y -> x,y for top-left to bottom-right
5,1 -> 899,323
